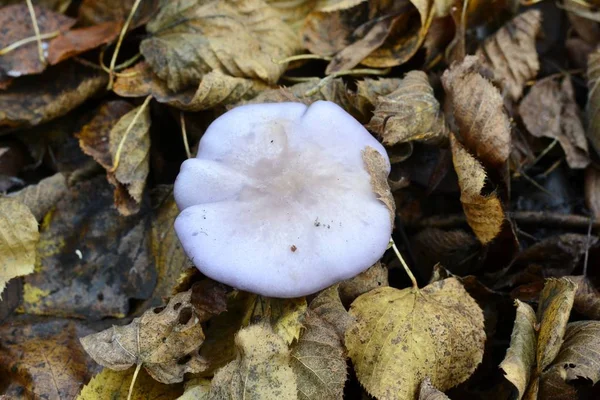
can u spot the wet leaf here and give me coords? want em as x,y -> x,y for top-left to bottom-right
0,4 -> 75,80
0,197 -> 38,297
339,261 -> 389,306
0,62 -> 107,129
18,176 -> 154,319
77,367 -> 183,399
80,289 -> 208,384
418,377 -> 450,400
450,134 -> 504,244
367,70 -> 445,146
499,300 -> 537,399
7,172 -> 67,221
519,76 -> 589,169
346,278 -> 485,399
442,56 -> 511,170
476,10 -> 541,101
208,324 -> 297,399
140,0 -> 300,92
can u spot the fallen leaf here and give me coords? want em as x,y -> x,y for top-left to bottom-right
450,134 -> 504,244
78,0 -> 159,27
0,317 -> 103,399
80,289 -> 208,384
442,56 -> 511,170
208,324 -> 297,399
47,22 -> 122,65
419,377 -> 450,400
363,146 -> 395,223
519,76 -> 589,169
499,300 -> 537,399
18,176 -> 154,319
587,48 -> 600,155
178,377 -> 211,400
140,0 -> 301,92
569,276 -> 600,320
339,261 -> 389,306
1,0 -> 72,12
346,277 -> 485,399
0,197 -> 38,296
0,4 -> 75,80
7,172 -> 68,221
245,296 -> 308,345
309,285 -> 356,338
476,10 -> 542,101
77,367 -> 183,399
367,70 -> 445,146
0,62 -> 107,129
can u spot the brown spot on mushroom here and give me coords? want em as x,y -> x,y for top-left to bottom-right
290,245 -> 297,252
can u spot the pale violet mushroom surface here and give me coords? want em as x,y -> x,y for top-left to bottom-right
174,100 -> 393,298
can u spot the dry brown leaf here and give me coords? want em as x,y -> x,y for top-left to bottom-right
1,0 -> 72,12
47,22 -> 122,65
7,172 -> 67,221
499,300 -> 537,399
450,134 -> 504,245
476,10 -> 541,101
569,276 -> 600,320
80,289 -> 208,384
346,278 -> 485,400
585,166 -> 600,219
0,62 -> 107,129
208,324 -> 297,399
309,285 -> 356,339
519,76 -> 589,169
419,377 -> 450,400
411,228 -> 480,276
587,48 -> 600,155
0,197 -> 38,297
77,367 -> 183,400
339,261 -> 388,306
363,146 -> 395,224
442,56 -> 511,170
140,0 -> 300,92
78,0 -> 159,27
367,70 -> 445,146
0,4 -> 75,80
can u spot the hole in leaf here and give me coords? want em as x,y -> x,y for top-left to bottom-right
153,306 -> 166,314
174,302 -> 182,311
178,307 -> 193,324
177,354 -> 192,365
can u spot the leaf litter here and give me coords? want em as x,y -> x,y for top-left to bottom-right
3,1 -> 600,400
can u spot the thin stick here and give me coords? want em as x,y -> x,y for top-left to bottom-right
107,0 -> 143,89
111,95 -> 152,172
180,112 -> 192,159
390,238 -> 419,290
127,363 -> 142,400
304,68 -> 391,97
0,31 -> 59,56
25,0 -> 46,64
526,139 -> 558,171
584,216 -> 593,276
273,54 -> 333,64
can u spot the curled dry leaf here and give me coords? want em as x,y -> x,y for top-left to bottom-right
339,261 -> 389,306
80,289 -> 208,384
0,4 -> 75,80
450,134 -> 504,245
77,367 -> 183,400
367,70 -> 445,146
418,377 -> 450,400
346,277 -> 485,400
362,146 -> 395,223
587,48 -> 600,155
442,56 -> 511,170
208,324 -> 297,399
519,76 -> 589,169
140,0 -> 300,92
476,10 -> 542,101
8,172 -> 67,221
499,300 -> 537,399
0,198 -> 38,297
308,285 -> 356,339
569,275 -> 600,320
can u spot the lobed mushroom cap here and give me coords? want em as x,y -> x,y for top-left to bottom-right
174,100 -> 393,298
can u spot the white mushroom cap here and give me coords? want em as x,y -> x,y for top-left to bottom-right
174,100 -> 393,298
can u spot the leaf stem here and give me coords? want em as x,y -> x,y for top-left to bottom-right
273,54 -> 333,64
127,363 -> 142,400
180,112 -> 192,159
389,238 -> 419,290
0,31 -> 59,56
304,68 -> 391,97
25,0 -> 46,64
107,0 -> 143,90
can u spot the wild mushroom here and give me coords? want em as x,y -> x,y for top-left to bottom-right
174,100 -> 394,298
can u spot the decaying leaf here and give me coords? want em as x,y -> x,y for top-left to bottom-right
587,48 -> 600,155
140,0 -> 301,92
585,166 -> 600,219
499,300 -> 537,399
244,295 -> 308,345
0,4 -> 75,80
178,377 -> 211,400
569,276 -> 600,320
346,278 -> 485,399
367,70 -> 445,146
476,10 -> 542,101
519,76 -> 589,169
77,367 -> 183,400
78,0 -> 159,27
80,289 -> 208,384
418,377 -> 450,400
363,146 -> 395,223
442,56 -> 511,170
0,198 -> 38,297
46,22 -> 122,65
7,173 -> 67,221
339,261 -> 388,306
450,134 -> 504,244
208,324 -> 297,399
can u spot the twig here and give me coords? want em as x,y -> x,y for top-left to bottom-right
107,0 -> 143,90
180,112 -> 192,159
584,216 -> 593,276
390,238 -> 419,290
0,31 -> 59,56
273,54 -> 333,64
25,0 -> 45,64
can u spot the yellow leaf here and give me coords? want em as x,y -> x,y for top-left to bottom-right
450,134 -> 504,244
346,278 -> 485,400
0,197 -> 38,296
77,367 -> 182,400
209,324 -> 297,399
